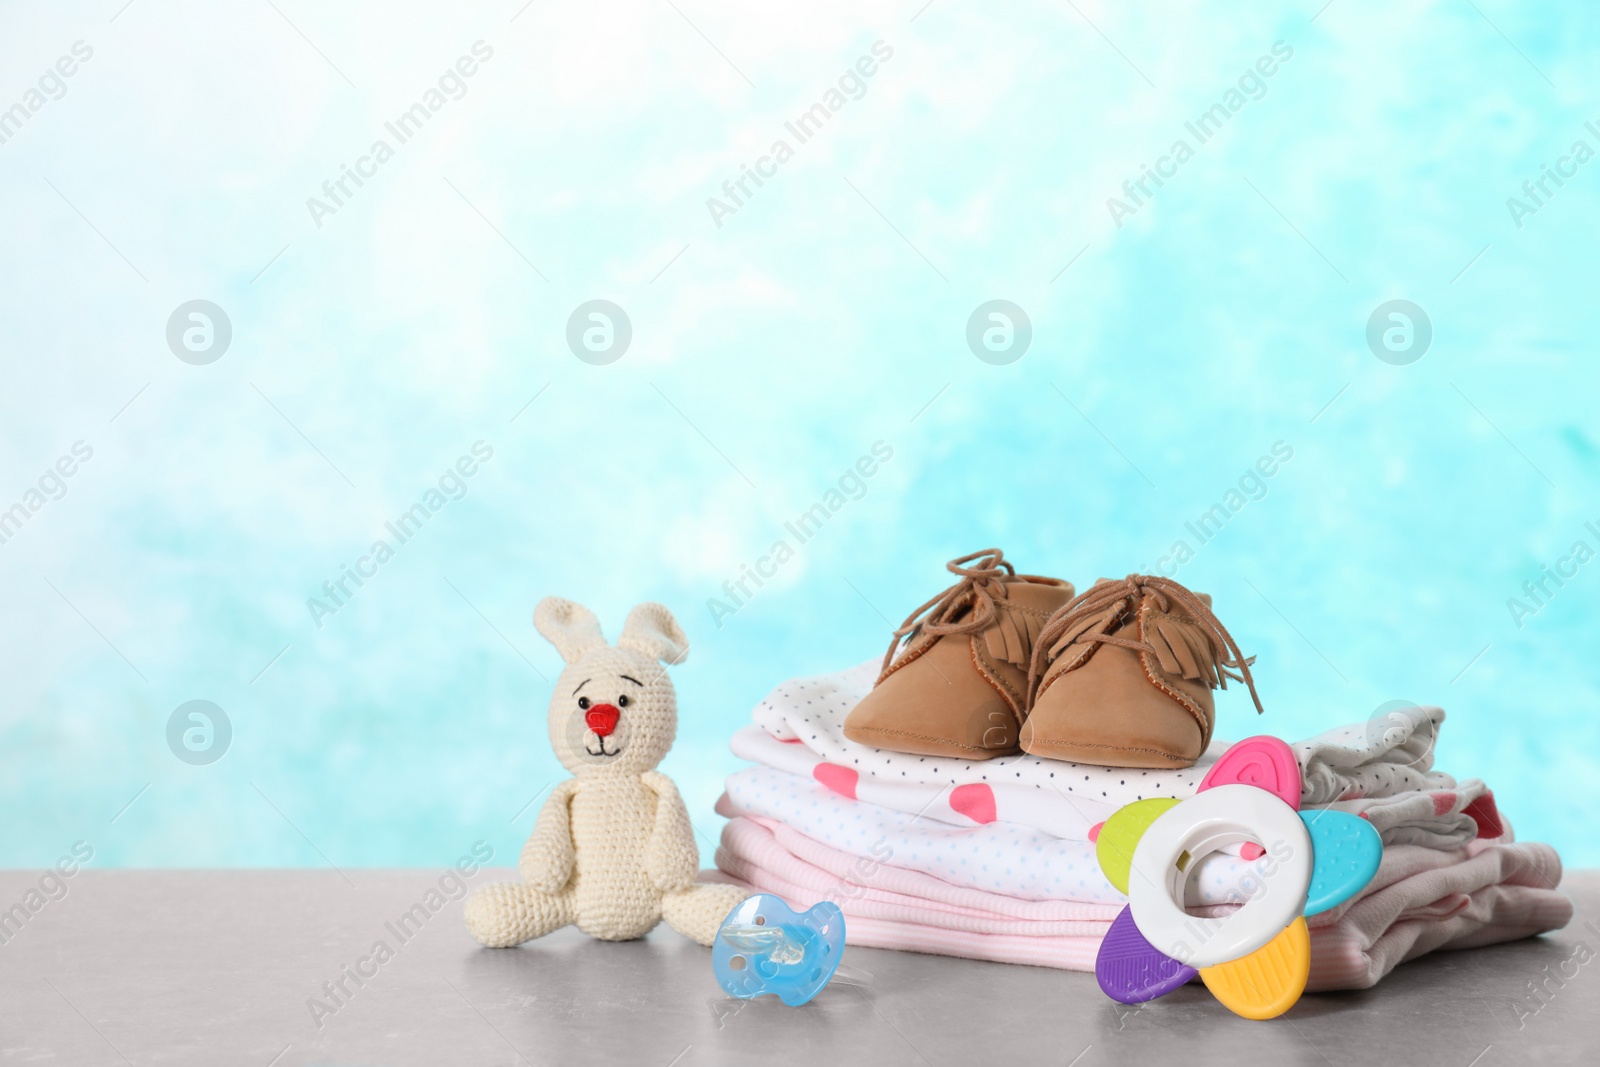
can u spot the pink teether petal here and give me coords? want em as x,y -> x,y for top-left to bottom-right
1198,736 -> 1301,810
1239,842 -> 1266,861
812,763 -> 858,800
1087,821 -> 1104,843
949,783 -> 997,824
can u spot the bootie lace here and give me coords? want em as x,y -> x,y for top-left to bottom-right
881,549 -> 1023,674
1026,575 -> 1264,713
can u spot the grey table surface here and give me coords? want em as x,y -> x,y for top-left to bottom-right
2,868 -> 1596,1066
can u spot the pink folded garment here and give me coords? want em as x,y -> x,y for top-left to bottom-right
711,816 -> 1572,991
717,818 -> 1121,936
703,868 -> 1106,972
1306,833 -> 1573,990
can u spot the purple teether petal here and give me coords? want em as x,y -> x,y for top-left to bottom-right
1096,905 -> 1197,1004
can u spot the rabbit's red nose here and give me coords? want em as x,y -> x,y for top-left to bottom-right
585,704 -> 621,737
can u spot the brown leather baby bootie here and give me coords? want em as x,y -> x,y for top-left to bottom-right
1020,575 -> 1263,768
842,549 -> 1075,759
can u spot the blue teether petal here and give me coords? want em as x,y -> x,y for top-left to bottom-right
1299,809 -> 1383,917
712,895 -> 845,1006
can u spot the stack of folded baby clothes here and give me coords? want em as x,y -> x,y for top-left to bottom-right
710,552 -> 1573,989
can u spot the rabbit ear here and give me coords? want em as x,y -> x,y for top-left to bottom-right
533,598 -> 607,664
617,602 -> 688,665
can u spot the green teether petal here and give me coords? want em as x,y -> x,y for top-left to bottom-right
1097,797 -> 1181,894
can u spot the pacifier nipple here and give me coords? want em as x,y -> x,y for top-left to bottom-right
720,922 -> 807,965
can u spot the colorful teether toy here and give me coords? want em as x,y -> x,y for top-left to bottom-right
712,895 -> 845,1006
1093,736 -> 1382,1019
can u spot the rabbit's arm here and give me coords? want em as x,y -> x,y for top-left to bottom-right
519,778 -> 580,893
640,771 -> 699,892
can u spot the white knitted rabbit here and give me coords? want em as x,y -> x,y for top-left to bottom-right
464,597 -> 746,948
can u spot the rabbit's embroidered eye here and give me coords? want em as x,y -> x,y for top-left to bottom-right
577,696 -> 591,710
617,694 -> 630,708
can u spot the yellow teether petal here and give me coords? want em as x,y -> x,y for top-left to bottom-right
1096,798 -> 1181,894
1199,916 -> 1311,1020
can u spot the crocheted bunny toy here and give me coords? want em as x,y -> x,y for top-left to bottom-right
465,597 -> 746,948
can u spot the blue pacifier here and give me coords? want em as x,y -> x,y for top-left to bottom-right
712,895 -> 845,1006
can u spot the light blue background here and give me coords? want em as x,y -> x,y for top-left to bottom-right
2,1 -> 1596,872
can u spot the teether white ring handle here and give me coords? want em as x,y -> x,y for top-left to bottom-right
1127,784 -> 1312,969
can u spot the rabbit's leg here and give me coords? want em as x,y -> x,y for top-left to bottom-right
465,882 -> 575,947
661,882 -> 749,946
